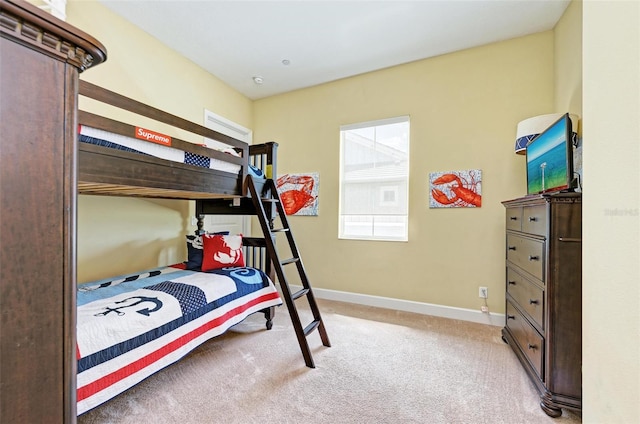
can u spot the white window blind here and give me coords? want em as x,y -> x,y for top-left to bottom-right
339,116 -> 410,241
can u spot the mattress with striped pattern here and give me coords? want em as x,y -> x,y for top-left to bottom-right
76,265 -> 282,415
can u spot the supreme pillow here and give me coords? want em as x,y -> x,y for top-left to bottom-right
201,233 -> 245,271
185,232 -> 229,270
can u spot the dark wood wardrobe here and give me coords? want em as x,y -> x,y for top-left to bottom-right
0,0 -> 106,421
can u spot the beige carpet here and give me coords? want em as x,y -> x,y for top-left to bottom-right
78,299 -> 582,424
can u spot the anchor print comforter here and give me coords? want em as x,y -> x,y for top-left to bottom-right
76,265 -> 282,415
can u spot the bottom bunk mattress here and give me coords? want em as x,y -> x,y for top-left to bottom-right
76,265 -> 282,415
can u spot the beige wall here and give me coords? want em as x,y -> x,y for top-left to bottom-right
66,0 -> 253,282
554,0 -> 584,186
555,0 -> 583,119
582,1 -> 640,422
557,2 -> 640,421
254,33 -> 555,313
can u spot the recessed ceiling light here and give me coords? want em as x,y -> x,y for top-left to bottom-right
253,76 -> 264,84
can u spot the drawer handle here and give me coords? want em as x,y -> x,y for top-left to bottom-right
558,237 -> 582,243
529,299 -> 539,305
509,216 -> 518,221
508,246 -> 516,251
527,343 -> 537,350
529,255 -> 540,261
507,315 -> 515,320
508,280 -> 516,285
528,216 -> 538,222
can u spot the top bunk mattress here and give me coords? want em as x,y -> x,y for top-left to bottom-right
79,124 -> 268,176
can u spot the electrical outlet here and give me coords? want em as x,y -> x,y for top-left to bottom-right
481,306 -> 489,313
479,286 -> 488,298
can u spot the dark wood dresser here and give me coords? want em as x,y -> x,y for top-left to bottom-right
501,193 -> 582,417
0,0 -> 106,422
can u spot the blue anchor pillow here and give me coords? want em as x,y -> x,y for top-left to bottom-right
185,231 -> 229,270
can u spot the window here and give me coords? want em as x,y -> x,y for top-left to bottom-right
339,116 -> 410,241
380,186 -> 398,206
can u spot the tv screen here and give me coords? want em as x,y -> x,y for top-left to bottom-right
526,113 -> 574,195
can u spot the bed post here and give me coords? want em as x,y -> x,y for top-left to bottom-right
195,214 -> 205,235
240,144 -> 249,196
264,141 -> 277,180
242,236 -> 277,330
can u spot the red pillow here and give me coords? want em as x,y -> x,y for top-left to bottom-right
201,234 -> 245,271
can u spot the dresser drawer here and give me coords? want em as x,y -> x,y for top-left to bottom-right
506,234 -> 544,281
505,207 -> 522,231
521,204 -> 547,235
507,267 -> 544,329
506,301 -> 544,379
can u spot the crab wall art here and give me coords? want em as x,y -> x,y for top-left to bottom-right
276,172 -> 319,215
429,169 -> 482,208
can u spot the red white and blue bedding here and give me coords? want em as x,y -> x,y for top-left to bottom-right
78,125 -> 266,179
76,265 -> 281,415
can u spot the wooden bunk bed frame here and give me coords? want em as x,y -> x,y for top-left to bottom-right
75,81 -> 290,415
76,79 -> 332,365
75,80 -> 331,414
78,80 -> 277,201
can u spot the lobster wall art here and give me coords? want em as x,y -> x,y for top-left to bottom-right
276,172 -> 319,215
429,169 -> 482,208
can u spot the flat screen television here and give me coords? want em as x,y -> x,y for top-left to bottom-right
526,113 -> 575,195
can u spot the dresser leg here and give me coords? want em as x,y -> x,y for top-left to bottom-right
540,397 -> 563,418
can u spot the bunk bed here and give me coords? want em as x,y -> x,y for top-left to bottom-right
75,81 -> 282,414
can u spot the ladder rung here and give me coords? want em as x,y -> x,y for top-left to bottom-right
292,288 -> 309,300
271,227 -> 289,233
303,319 -> 321,336
281,257 -> 299,266
261,198 -> 279,203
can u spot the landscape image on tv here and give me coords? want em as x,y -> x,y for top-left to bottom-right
526,117 -> 569,194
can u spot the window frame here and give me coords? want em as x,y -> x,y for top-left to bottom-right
338,116 -> 410,242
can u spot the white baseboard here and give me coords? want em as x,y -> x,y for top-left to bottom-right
293,285 -> 505,327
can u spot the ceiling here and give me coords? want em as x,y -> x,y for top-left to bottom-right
99,0 -> 570,100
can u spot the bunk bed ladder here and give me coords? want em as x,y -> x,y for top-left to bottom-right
247,176 -> 331,368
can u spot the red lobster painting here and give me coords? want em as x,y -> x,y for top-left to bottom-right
430,170 -> 482,208
276,173 -> 319,215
